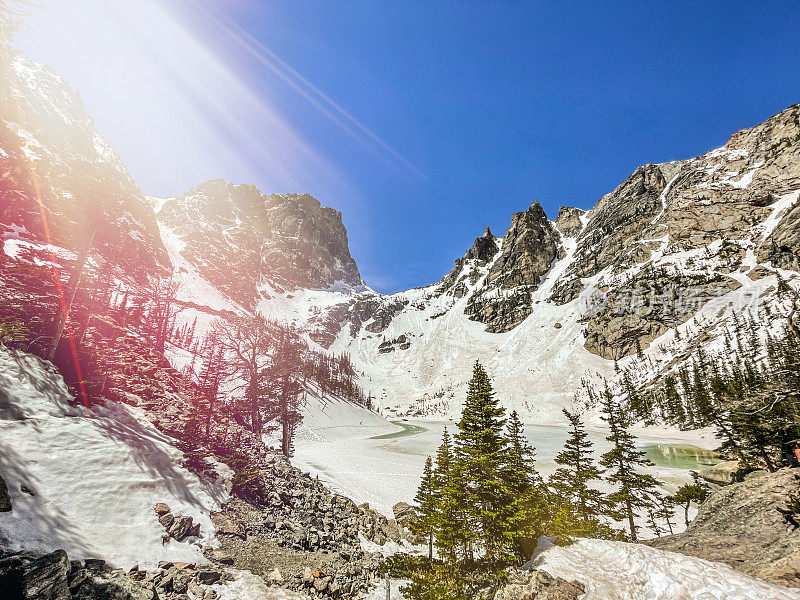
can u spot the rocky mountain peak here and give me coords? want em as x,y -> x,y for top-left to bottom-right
465,228 -> 499,263
0,53 -> 167,278
461,202 -> 560,333
486,201 -> 559,290
554,206 -> 585,237
156,179 -> 362,306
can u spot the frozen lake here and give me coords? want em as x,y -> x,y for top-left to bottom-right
293,417 -> 719,518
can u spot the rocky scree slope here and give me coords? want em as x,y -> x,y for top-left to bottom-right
0,340 -> 408,599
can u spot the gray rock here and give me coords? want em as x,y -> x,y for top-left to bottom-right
197,570 -> 222,585
651,467 -> 800,587
486,202 -> 559,291
570,164 -> 668,280
0,473 -> 11,512
495,568 -> 585,600
547,277 -> 582,305
554,206 -> 585,238
22,550 -> 71,600
465,227 -> 499,262
392,502 -> 418,529
0,555 -> 25,599
157,181 -> 363,308
464,202 -> 559,333
582,270 -> 740,359
697,460 -> 741,486
168,515 -> 194,541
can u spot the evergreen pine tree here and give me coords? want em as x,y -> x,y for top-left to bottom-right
413,456 -> 437,559
549,409 -> 607,522
599,386 -> 662,541
504,410 -> 549,558
505,410 -> 538,489
654,496 -> 676,535
431,427 -> 469,563
455,362 -> 515,561
670,473 -> 709,526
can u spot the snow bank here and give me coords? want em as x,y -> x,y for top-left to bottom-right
536,539 -> 800,600
0,347 -> 227,569
211,569 -> 309,600
362,577 -> 408,600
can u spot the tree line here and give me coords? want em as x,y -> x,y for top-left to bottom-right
618,279 -> 800,473
0,241 -> 372,462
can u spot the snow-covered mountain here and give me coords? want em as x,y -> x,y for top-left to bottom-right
152,105 -> 800,421
3,44 -> 800,425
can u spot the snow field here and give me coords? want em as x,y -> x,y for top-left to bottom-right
536,539 -> 800,600
0,347 -> 228,569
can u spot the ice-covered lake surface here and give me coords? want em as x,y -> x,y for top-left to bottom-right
293,415 -> 719,519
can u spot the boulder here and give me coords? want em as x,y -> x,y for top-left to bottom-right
392,502 -> 418,530
168,516 -> 194,541
170,571 -> 190,594
197,570 -> 222,585
211,511 -> 246,539
651,467 -> 800,587
23,550 -> 71,600
0,555 -> 25,599
697,460 -> 741,486
158,512 -> 175,529
71,569 -> 156,600
205,549 -> 234,565
495,569 -> 585,600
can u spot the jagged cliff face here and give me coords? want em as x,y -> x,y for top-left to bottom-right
156,179 -> 363,307
0,47 -> 167,278
546,104 -> 800,359
465,202 -> 560,332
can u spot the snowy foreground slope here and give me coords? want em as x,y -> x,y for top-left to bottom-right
0,347 -> 227,569
535,539 -> 800,600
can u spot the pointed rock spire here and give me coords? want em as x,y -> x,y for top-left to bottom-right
466,229 -> 499,263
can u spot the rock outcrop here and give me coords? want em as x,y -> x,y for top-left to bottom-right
569,164 -> 669,280
0,51 -> 168,279
651,467 -> 800,587
495,569 -> 585,600
466,226 -> 500,262
582,270 -> 741,359
391,502 -> 418,530
153,503 -> 201,543
465,202 -> 559,332
485,202 -> 559,291
0,472 -> 10,512
554,206 -> 585,238
203,451 -> 407,599
0,548 -> 231,600
697,460 -> 743,486
157,180 -> 363,306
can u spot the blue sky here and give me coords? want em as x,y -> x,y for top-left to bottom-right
17,1 -> 800,292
